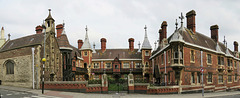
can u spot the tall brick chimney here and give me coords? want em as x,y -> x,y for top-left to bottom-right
234,41 -> 238,52
186,10 -> 196,34
35,25 -> 43,34
101,38 -> 107,52
158,29 -> 162,45
160,21 -> 167,43
128,38 -> 134,51
56,24 -> 63,38
210,25 -> 219,42
78,39 -> 83,49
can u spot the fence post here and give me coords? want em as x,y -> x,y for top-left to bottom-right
101,73 -> 108,93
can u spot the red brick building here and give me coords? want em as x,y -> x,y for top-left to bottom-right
151,10 -> 240,92
78,25 -> 152,81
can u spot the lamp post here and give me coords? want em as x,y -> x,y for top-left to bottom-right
42,23 -> 46,94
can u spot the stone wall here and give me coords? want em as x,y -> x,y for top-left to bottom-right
0,46 -> 35,88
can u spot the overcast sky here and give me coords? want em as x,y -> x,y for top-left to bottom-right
0,0 -> 240,51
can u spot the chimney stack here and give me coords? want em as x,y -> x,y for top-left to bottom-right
56,24 -> 63,38
210,25 -> 219,42
128,38 -> 134,51
186,10 -> 196,34
101,38 -> 107,52
158,29 -> 162,45
35,25 -> 43,34
234,41 -> 238,52
160,21 -> 167,43
78,39 -> 83,49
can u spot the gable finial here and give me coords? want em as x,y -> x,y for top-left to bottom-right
144,25 -> 147,31
63,20 -> 65,27
8,33 -> 11,40
93,42 -> 96,49
154,41 -> 157,50
144,25 -> 147,38
85,25 -> 88,32
223,36 -> 227,47
175,19 -> 178,30
179,12 -> 184,27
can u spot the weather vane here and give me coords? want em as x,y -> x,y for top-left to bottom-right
179,12 -> 184,26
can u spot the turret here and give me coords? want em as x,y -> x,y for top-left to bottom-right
45,9 -> 55,33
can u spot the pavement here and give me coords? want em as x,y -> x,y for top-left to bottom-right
0,85 -> 240,98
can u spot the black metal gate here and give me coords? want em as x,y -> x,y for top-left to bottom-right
108,74 -> 128,93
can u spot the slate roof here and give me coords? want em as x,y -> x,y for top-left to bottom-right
141,29 -> 152,50
0,33 -> 44,52
80,31 -> 92,50
92,49 -> 141,59
57,34 -> 72,50
70,45 -> 81,58
152,26 -> 235,57
57,33 -> 81,58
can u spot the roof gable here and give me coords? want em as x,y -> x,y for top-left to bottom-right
0,33 -> 44,52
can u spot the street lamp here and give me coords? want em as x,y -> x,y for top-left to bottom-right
42,23 -> 46,94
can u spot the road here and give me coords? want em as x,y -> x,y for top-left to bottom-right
212,94 -> 240,98
1,87 -> 240,98
0,89 -> 60,98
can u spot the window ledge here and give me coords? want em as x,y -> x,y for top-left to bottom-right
218,82 -> 224,84
207,82 -> 213,84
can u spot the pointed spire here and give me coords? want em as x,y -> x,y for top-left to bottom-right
80,25 -> 92,50
141,25 -> 152,50
45,9 -> 55,21
1,27 -> 4,39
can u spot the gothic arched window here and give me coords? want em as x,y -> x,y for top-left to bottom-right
5,60 -> 14,74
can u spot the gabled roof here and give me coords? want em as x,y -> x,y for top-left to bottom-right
70,45 -> 81,59
92,49 -> 141,60
152,25 -> 235,58
57,34 -> 72,50
0,33 -> 44,52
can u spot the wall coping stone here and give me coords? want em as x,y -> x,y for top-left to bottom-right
44,81 -> 88,84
